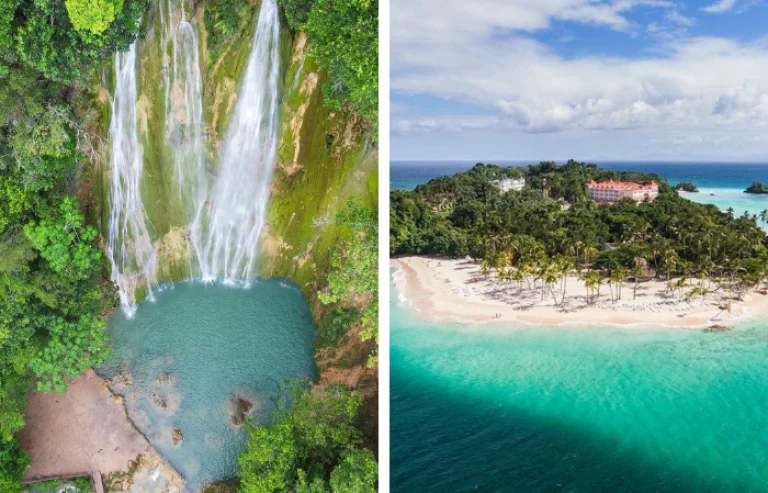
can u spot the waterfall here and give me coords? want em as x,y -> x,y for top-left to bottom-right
107,43 -> 159,317
160,0 -> 207,222
193,0 -> 281,282
107,0 -> 281,314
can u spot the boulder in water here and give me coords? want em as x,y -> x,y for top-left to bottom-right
228,396 -> 255,426
172,427 -> 184,446
157,372 -> 175,386
151,392 -> 168,410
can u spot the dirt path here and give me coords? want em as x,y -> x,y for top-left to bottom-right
18,369 -> 150,481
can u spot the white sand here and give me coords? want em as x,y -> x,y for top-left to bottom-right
393,256 -> 768,328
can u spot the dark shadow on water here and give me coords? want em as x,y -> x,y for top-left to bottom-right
391,367 -> 754,493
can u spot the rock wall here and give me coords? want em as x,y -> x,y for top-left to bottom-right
87,0 -> 377,306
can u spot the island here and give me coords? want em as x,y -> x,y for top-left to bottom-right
391,161 -> 768,328
675,181 -> 699,192
745,182 -> 768,194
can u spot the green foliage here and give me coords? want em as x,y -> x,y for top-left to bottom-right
0,438 -> 28,493
238,385 -> 375,493
65,0 -> 125,35
745,182 -> 768,194
303,0 -> 378,128
24,197 -> 101,276
13,106 -> 79,191
674,181 -> 698,192
0,0 -> 120,488
316,307 -> 360,349
73,476 -> 93,492
328,449 -> 377,493
391,161 -> 768,293
204,0 -> 250,59
30,315 -> 110,394
318,199 -> 377,365
5,0 -> 144,82
319,200 -> 377,305
25,200 -> 95,266
278,0 -> 315,30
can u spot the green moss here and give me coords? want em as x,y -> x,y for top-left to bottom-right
259,33 -> 377,311
203,1 -> 260,143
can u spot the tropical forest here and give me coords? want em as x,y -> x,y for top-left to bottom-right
391,162 -> 768,302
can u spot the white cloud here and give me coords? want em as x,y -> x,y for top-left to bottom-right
701,0 -> 738,13
647,22 -> 662,33
392,0 -> 676,49
665,10 -> 695,26
392,0 -> 768,140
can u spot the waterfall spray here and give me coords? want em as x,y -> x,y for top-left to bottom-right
193,0 -> 281,282
107,43 -> 159,317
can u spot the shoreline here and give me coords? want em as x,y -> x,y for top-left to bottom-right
392,256 -> 768,329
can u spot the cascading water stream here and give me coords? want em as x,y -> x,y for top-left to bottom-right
193,0 -> 281,282
160,0 -> 207,223
108,0 -> 281,315
107,43 -> 159,317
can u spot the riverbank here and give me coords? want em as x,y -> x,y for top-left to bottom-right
393,256 -> 768,328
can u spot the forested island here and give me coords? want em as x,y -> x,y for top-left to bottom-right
0,0 -> 378,491
392,162 -> 768,327
675,182 -> 699,192
745,182 -> 768,194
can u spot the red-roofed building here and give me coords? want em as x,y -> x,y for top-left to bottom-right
586,179 -> 658,203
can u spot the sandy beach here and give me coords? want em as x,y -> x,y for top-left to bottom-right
393,256 -> 768,328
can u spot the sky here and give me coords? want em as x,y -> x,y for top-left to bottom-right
391,0 -> 768,162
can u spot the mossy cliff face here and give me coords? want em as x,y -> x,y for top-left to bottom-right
92,0 -> 377,308
257,31 -> 378,310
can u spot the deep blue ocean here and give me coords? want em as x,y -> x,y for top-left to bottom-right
391,161 -> 768,493
391,160 -> 768,191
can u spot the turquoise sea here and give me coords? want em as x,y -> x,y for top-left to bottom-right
391,161 -> 768,492
391,295 -> 768,492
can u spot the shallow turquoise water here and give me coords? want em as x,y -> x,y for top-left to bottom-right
391,294 -> 768,492
682,187 -> 768,224
99,280 -> 317,491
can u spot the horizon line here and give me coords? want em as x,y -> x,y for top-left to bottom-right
391,159 -> 768,164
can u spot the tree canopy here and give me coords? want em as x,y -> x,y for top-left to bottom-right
238,384 -> 376,493
279,0 -> 378,130
391,161 -> 768,293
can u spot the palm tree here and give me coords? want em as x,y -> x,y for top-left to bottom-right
583,243 -> 598,270
674,276 -> 688,300
557,256 -> 574,306
480,258 -> 491,278
609,266 -> 625,302
631,264 -> 645,300
584,270 -> 602,304
542,260 -> 561,304
661,246 -> 678,281
511,267 -> 525,293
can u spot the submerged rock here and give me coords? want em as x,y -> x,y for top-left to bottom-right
172,427 -> 184,446
151,392 -> 168,410
201,480 -> 239,493
705,324 -> 730,333
228,396 -> 255,427
157,373 -> 175,386
109,368 -> 133,394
